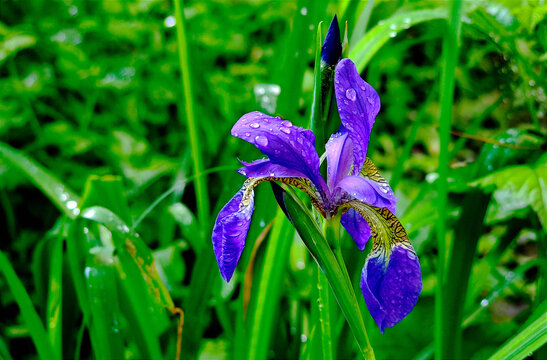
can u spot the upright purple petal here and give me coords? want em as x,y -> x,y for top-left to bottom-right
341,208 -> 371,250
232,111 -> 328,196
212,186 -> 254,282
337,175 -> 397,213
325,131 -> 354,191
334,59 -> 381,174
238,159 -> 308,178
360,246 -> 422,333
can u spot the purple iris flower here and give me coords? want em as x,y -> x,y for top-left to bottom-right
212,58 -> 422,333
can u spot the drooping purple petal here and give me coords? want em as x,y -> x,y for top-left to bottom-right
238,159 -> 308,178
325,130 -> 354,191
212,186 -> 254,282
360,246 -> 422,333
337,175 -> 397,213
334,59 -> 381,174
232,111 -> 328,196
340,208 -> 371,250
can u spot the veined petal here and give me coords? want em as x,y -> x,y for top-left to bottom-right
340,208 -> 371,250
361,246 -> 422,333
337,175 -> 396,213
345,201 -> 422,333
325,130 -> 354,190
212,179 -> 259,282
334,59 -> 380,174
238,159 -> 308,178
232,111 -> 328,196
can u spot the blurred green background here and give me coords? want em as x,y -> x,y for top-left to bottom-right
0,0 -> 545,359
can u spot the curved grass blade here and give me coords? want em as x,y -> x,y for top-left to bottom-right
0,251 -> 57,360
0,142 -> 80,218
349,8 -> 447,72
488,314 -> 547,360
80,206 -> 174,310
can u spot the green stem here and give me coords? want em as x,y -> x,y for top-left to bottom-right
174,0 -> 210,228
435,1 -> 462,359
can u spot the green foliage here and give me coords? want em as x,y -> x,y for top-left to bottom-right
0,0 -> 545,359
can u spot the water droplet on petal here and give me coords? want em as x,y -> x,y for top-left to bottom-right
367,96 -> 375,105
250,122 -> 260,129
280,127 -> 291,134
407,251 -> 417,260
281,120 -> 293,127
345,88 -> 356,101
297,137 -> 303,144
245,132 -> 251,137
254,135 -> 268,147
269,172 -> 275,177
480,299 -> 489,307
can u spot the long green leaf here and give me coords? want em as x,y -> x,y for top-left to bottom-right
349,8 -> 447,72
174,0 -> 210,227
488,314 -> 547,360
0,142 -> 80,218
0,251 -> 57,360
282,188 -> 374,359
435,2 -> 462,359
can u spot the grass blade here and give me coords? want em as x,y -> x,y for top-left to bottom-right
0,251 -> 57,360
174,0 -> 210,228
0,142 -> 80,218
435,1 -> 462,359
488,314 -> 547,360
349,8 -> 447,72
46,236 -> 64,359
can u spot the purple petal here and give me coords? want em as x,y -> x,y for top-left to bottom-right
238,159 -> 308,178
334,59 -> 380,174
337,175 -> 397,213
340,208 -> 371,250
325,131 -> 354,191
212,186 -> 254,282
360,246 -> 422,333
232,112 -> 327,195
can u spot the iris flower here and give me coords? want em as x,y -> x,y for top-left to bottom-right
212,52 -> 421,333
